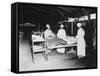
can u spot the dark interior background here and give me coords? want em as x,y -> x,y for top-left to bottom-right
18,3 -> 96,35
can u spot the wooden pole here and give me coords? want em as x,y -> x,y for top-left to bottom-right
71,22 -> 73,35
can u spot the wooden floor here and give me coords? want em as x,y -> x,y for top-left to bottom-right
19,38 -> 88,72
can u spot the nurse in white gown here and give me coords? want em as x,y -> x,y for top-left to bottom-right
57,24 -> 67,41
76,23 -> 86,58
44,24 -> 55,53
44,24 -> 55,39
57,24 -> 67,53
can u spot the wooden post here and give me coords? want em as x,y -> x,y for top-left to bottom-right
71,22 -> 73,35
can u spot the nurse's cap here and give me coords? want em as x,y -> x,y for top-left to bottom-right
60,24 -> 64,27
77,23 -> 81,27
46,24 -> 50,28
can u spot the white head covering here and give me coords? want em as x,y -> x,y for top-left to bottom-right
46,24 -> 50,28
60,24 -> 64,28
77,23 -> 81,28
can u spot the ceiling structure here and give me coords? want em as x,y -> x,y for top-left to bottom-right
19,3 -> 97,26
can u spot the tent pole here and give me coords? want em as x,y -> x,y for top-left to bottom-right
71,22 -> 73,35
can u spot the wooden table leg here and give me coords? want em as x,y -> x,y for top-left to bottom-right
31,47 -> 34,63
42,52 -> 48,61
31,41 -> 35,63
44,41 -> 48,61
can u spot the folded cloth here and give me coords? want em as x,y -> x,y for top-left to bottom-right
66,36 -> 77,44
57,48 -> 65,53
32,45 -> 45,52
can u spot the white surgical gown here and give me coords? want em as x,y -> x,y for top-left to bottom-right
76,28 -> 86,57
57,29 -> 67,41
44,29 -> 53,39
